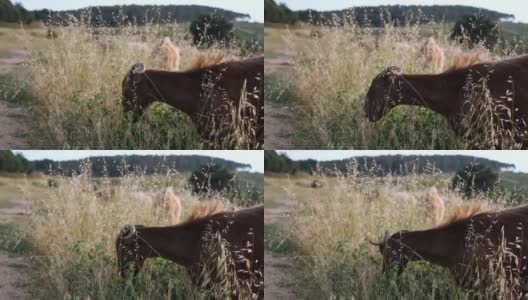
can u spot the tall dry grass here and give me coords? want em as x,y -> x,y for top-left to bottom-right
265,168 -> 520,299
21,168 -> 251,299
17,14 -> 253,149
271,17 -> 522,149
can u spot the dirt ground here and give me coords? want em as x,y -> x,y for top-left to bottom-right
264,102 -> 295,150
0,195 -> 31,299
0,49 -> 30,149
265,52 -> 296,150
264,183 -> 298,300
264,251 -> 296,300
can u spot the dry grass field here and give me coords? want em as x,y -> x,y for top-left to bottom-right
264,170 -> 528,299
264,20 -> 526,149
0,18 -> 262,149
0,170 -> 262,299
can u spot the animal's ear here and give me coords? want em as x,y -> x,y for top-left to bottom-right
131,63 -> 145,75
120,224 -> 136,240
382,230 -> 393,243
128,63 -> 145,83
368,239 -> 381,246
386,66 -> 402,77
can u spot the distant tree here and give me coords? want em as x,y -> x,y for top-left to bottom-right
450,15 -> 500,50
265,0 -> 297,24
190,14 -> 234,47
33,155 -> 247,177
0,150 -> 33,174
264,151 -> 298,173
0,0 -> 32,24
188,163 -> 235,195
451,163 -> 499,198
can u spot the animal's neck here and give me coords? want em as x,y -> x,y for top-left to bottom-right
138,223 -> 202,267
394,74 -> 460,118
400,228 -> 459,268
144,70 -> 202,117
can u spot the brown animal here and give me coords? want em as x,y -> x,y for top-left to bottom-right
122,56 -> 264,149
152,37 -> 181,71
115,203 -> 264,299
420,37 -> 445,73
365,55 -> 528,149
426,187 -> 444,225
370,205 -> 528,297
158,187 -> 182,225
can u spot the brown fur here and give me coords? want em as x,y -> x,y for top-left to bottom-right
122,56 -> 264,149
365,55 -> 528,149
372,204 -> 528,297
116,204 -> 264,299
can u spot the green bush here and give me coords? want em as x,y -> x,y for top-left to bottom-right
188,163 -> 235,195
450,15 -> 500,50
190,14 -> 234,47
451,163 -> 499,198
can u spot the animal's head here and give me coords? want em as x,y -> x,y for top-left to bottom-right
115,224 -> 145,277
122,63 -> 152,121
364,66 -> 402,122
369,230 -> 414,274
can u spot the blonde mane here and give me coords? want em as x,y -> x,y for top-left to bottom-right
189,52 -> 225,70
447,204 -> 483,224
186,201 -> 221,222
446,52 -> 483,72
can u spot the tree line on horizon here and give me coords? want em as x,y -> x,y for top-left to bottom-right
264,151 -> 514,176
0,151 -> 253,177
33,4 -> 249,27
265,2 -> 513,26
0,0 -> 252,26
265,0 -> 297,24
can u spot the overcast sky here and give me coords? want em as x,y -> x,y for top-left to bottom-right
16,0 -> 263,22
14,150 -> 264,173
279,0 -> 527,23
278,150 -> 528,173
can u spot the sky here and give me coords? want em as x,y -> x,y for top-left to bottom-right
16,0 -> 263,22
279,0 -> 528,23
277,150 -> 528,173
14,150 -> 264,173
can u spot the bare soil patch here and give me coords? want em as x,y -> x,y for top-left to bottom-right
0,188 -> 32,299
0,48 -> 30,149
264,102 -> 295,150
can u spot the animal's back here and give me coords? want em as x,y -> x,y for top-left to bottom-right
454,205 -> 528,249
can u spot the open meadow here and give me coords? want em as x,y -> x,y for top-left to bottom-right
264,170 -> 528,299
0,18 -> 263,149
265,20 -> 528,149
0,168 -> 263,299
